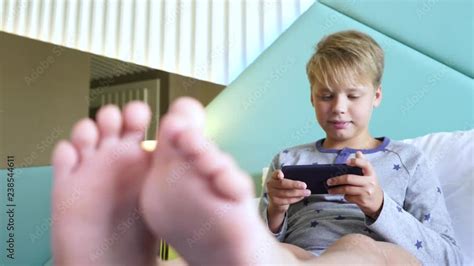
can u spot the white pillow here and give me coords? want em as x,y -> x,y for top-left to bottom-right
401,130 -> 474,262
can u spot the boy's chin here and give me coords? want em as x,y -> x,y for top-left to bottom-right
327,136 -> 351,142
324,131 -> 362,144
324,130 -> 353,139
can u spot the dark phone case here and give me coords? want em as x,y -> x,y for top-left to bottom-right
281,164 -> 363,194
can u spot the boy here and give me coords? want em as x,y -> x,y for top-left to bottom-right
260,30 -> 464,264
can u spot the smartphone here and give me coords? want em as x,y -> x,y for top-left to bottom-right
281,164 -> 363,194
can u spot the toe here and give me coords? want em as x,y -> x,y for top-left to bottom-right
155,113 -> 189,153
122,101 -> 151,140
175,130 -> 209,159
212,155 -> 255,201
71,118 -> 99,159
191,143 -> 220,175
213,169 -> 255,201
52,140 -> 79,178
154,97 -> 205,155
96,105 -> 122,141
168,97 -> 205,130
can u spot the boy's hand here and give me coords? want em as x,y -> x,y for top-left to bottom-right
266,169 -> 311,214
326,151 -> 384,220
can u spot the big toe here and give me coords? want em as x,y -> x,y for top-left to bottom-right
168,97 -> 205,130
155,97 -> 205,153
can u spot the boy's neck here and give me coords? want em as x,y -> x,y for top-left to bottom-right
322,135 -> 381,150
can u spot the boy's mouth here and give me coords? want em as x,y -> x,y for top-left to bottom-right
328,121 -> 350,129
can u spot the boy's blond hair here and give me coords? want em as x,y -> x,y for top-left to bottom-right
306,30 -> 384,91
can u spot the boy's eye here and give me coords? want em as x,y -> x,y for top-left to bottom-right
348,95 -> 360,99
318,95 -> 333,100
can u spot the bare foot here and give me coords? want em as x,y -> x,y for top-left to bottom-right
141,98 -> 297,265
51,102 -> 158,265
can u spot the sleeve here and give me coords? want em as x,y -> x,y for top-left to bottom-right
365,153 -> 465,265
258,154 -> 288,241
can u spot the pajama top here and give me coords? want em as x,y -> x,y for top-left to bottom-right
259,137 -> 464,265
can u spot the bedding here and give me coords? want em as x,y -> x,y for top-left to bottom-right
401,130 -> 474,262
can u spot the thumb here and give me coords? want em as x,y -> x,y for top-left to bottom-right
347,151 -> 364,166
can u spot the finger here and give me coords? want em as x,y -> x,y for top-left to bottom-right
343,194 -> 362,205
272,169 -> 284,180
347,151 -> 374,176
272,188 -> 311,198
273,178 -> 307,189
272,196 -> 305,206
328,185 -> 366,196
327,174 -> 366,187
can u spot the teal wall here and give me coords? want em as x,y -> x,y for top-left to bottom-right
204,1 -> 474,191
320,0 -> 474,78
0,167 -> 52,265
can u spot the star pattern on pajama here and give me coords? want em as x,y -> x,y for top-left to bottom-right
415,240 -> 423,250
393,164 -> 401,171
423,213 -> 431,221
437,187 -> 442,194
397,206 -> 403,213
334,215 -> 346,220
310,220 -> 319,227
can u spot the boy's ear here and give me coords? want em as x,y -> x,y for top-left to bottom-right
310,91 -> 315,106
373,86 -> 382,108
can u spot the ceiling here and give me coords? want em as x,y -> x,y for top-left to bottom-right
90,54 -> 152,81
1,0 -> 315,85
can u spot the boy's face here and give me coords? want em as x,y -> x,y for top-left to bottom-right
310,80 -> 382,144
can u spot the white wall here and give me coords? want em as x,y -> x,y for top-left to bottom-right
0,0 -> 315,85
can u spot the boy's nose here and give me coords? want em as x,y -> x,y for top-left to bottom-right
332,97 -> 347,114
